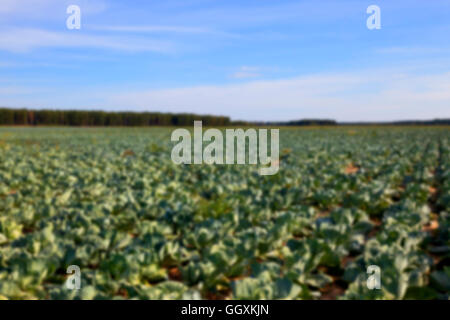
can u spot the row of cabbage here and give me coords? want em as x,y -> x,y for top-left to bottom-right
0,128 -> 448,299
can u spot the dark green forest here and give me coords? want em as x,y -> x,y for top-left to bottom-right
0,108 -> 231,126
0,108 -> 448,126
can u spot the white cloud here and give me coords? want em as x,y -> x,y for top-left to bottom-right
0,28 -> 174,53
105,70 -> 450,121
230,66 -> 262,79
91,25 -> 210,34
87,25 -> 239,40
0,0 -> 106,17
376,47 -> 450,55
0,85 -> 48,95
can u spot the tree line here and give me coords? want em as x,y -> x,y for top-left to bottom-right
0,108 -> 448,127
340,119 -> 450,126
257,119 -> 337,126
0,108 -> 231,126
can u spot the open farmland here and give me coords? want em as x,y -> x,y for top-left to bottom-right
0,127 -> 449,300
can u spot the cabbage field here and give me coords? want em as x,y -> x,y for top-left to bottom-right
0,127 -> 449,300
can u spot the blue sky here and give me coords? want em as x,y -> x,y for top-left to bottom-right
1,0 -> 449,121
